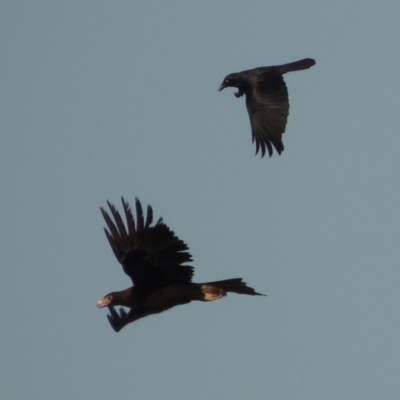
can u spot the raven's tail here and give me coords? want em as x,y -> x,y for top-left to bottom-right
275,58 -> 316,74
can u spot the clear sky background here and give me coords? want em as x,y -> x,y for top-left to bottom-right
1,1 -> 400,399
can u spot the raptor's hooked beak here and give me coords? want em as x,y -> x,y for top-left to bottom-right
97,296 -> 112,309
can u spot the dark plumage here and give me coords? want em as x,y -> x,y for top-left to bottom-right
97,197 -> 264,332
219,58 -> 316,157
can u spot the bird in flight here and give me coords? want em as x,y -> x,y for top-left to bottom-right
97,197 -> 264,331
218,58 -> 316,158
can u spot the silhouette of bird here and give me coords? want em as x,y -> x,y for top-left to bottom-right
97,197 -> 264,331
219,58 -> 315,157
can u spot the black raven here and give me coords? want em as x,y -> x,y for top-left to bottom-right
97,197 -> 264,332
219,58 -> 316,158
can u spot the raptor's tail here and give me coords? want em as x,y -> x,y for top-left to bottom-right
201,278 -> 265,297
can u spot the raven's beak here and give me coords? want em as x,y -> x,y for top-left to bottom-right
218,83 -> 226,92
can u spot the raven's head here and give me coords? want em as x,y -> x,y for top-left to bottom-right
218,73 -> 245,98
218,73 -> 242,91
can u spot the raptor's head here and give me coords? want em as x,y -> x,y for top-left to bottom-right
96,293 -> 115,308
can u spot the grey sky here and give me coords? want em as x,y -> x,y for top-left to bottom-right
1,1 -> 400,399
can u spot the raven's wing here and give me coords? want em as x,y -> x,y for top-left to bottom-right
245,70 -> 289,157
101,198 -> 193,287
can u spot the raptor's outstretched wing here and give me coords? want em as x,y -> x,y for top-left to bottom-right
101,198 -> 194,287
